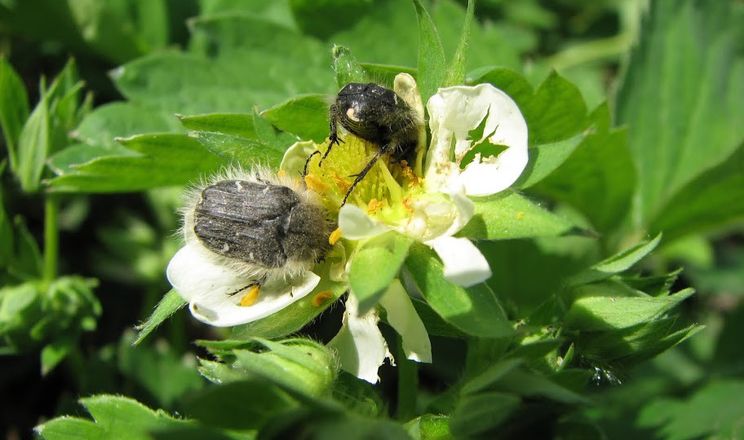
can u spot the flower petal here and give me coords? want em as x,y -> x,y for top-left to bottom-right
379,279 -> 432,363
425,84 -> 528,196
427,236 -> 492,287
166,243 -> 320,327
338,204 -> 390,240
328,294 -> 391,383
280,140 -> 317,176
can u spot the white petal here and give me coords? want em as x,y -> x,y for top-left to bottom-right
440,180 -> 475,237
280,140 -> 317,177
328,295 -> 391,383
166,243 -> 320,327
427,236 -> 492,287
425,84 -> 528,196
379,279 -> 432,363
338,204 -> 389,240
166,243 -> 246,300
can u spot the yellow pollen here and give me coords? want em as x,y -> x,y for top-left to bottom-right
311,290 -> 334,307
277,169 -> 287,178
328,227 -> 342,245
331,172 -> 351,193
516,211 -> 525,220
399,160 -> 420,185
367,198 -> 384,214
304,174 -> 329,193
239,285 -> 260,307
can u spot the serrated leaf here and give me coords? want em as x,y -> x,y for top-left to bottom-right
405,243 -> 512,338
179,113 -> 256,138
498,369 -> 589,404
457,190 -> 575,240
133,290 -> 186,345
37,395 -> 192,440
189,131 -> 284,166
48,133 -> 224,193
564,288 -> 694,331
570,234 -> 662,285
413,0 -> 447,103
0,58 -> 30,169
262,94 -> 329,143
349,232 -> 412,314
616,0 -> 744,224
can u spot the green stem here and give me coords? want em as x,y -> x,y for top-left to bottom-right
43,195 -> 59,284
396,340 -> 418,421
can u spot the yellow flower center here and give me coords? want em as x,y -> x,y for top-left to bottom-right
304,135 -> 423,222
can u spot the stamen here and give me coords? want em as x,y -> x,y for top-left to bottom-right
239,285 -> 261,307
328,227 -> 342,245
304,174 -> 329,193
367,198 -> 384,214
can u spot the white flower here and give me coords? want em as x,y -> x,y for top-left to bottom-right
328,279 -> 431,383
338,77 -> 528,288
167,243 -> 320,327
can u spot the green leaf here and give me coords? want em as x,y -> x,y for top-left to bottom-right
514,133 -> 584,189
532,121 -> 635,232
9,216 -> 43,279
183,380 -> 296,430
405,243 -> 512,338
457,190 -> 576,240
405,414 -> 451,440
497,369 -> 589,404
616,0 -> 744,224
40,337 -> 73,375
650,144 -> 744,241
450,392 -> 520,437
332,45 -> 369,87
349,232 -> 412,314
189,131 -> 284,167
444,0 -> 474,86
570,234 -> 662,285
471,67 -> 588,145
290,0 -> 371,40
16,84 -> 51,192
74,102 -> 183,149
564,288 -> 694,331
413,0 -> 447,103
232,338 -> 336,397
36,417 -> 105,440
262,94 -> 329,143
178,113 -> 256,139
48,134 -> 224,193
0,58 -> 30,169
461,358 -> 523,395
37,394 -> 192,440
637,380 -> 744,440
118,333 -> 203,408
133,290 -> 186,345
576,319 -> 703,365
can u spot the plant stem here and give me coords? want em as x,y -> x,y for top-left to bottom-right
396,339 -> 418,421
43,194 -> 59,283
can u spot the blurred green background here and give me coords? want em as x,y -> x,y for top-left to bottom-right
1,0 -> 742,438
